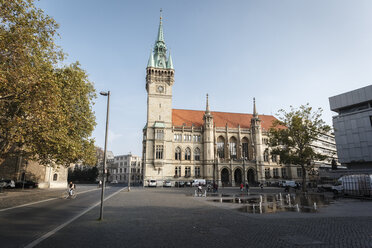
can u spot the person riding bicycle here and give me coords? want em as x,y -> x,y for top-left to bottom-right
68,181 -> 76,196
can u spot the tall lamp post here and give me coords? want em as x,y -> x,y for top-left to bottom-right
99,91 -> 110,221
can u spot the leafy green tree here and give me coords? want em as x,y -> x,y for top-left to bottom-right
269,104 -> 330,192
0,0 -> 96,166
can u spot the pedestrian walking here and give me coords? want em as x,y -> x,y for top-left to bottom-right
240,183 -> 244,192
245,182 -> 249,193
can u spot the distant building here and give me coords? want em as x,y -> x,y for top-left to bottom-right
311,132 -> 339,169
329,85 -> 372,169
109,154 -> 142,185
97,150 -> 114,182
0,157 -> 68,188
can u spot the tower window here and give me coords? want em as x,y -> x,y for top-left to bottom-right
155,129 -> 164,140
156,145 -> 163,159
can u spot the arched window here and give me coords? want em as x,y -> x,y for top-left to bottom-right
229,137 -> 237,159
241,137 -> 249,159
264,150 -> 269,162
175,147 -> 181,160
185,148 -> 191,160
194,148 -> 200,161
53,173 -> 58,181
217,136 -> 225,159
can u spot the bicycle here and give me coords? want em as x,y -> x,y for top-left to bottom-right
62,189 -> 77,199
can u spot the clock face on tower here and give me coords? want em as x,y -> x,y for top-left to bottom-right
157,86 -> 164,93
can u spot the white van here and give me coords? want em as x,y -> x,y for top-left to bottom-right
148,179 -> 157,187
192,179 -> 206,187
279,180 -> 296,187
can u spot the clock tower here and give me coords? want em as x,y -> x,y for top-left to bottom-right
143,12 -> 174,183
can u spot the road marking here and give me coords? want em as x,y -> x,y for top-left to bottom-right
0,187 -> 101,212
24,187 -> 127,248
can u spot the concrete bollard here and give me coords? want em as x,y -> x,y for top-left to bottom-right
288,194 -> 291,207
260,195 -> 263,203
259,202 -> 263,214
313,202 -> 317,210
296,203 -> 300,212
220,198 -> 222,203
238,198 -> 241,204
194,190 -> 197,197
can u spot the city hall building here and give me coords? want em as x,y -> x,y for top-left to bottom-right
142,16 -> 335,186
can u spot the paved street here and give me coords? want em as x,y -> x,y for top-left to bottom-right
1,186 -> 372,248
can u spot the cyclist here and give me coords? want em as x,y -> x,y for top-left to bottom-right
68,181 -> 76,196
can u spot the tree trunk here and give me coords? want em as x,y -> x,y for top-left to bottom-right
301,165 -> 307,192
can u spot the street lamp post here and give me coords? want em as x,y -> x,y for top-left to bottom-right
99,91 -> 110,221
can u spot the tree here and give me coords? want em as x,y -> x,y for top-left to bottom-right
269,104 -> 330,192
0,0 -> 96,166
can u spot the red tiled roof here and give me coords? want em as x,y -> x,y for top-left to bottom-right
172,109 -> 278,130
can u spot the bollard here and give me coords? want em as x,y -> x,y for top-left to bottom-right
288,194 -> 291,207
204,190 -> 207,197
252,204 -> 256,214
260,195 -> 263,203
313,202 -> 317,210
220,198 -> 222,203
296,203 -> 300,212
194,190 -> 197,197
238,198 -> 241,204
259,202 -> 263,214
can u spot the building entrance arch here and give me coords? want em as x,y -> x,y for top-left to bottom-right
221,168 -> 230,186
247,169 -> 255,185
234,168 -> 242,186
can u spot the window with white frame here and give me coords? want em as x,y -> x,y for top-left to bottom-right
156,145 -> 163,159
184,134 -> 191,142
155,129 -> 164,140
297,168 -> 302,177
174,133 -> 182,141
175,166 -> 181,177
194,167 -> 201,177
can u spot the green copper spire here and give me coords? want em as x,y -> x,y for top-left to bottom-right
147,50 -> 154,67
166,51 -> 173,69
153,9 -> 167,69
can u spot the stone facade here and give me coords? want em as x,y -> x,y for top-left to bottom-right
0,157 -> 68,188
142,15 -> 338,186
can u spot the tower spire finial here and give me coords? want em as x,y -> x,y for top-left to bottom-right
206,94 -> 210,113
253,97 -> 258,117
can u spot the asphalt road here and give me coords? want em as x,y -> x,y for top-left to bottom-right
0,186 -> 125,248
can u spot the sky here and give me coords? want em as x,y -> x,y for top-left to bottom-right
36,0 -> 372,157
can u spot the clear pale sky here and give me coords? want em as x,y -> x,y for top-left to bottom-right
36,0 -> 372,156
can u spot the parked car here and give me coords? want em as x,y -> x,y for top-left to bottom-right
15,181 -> 38,189
176,181 -> 185,187
163,180 -> 172,187
111,180 -> 118,184
185,181 -> 191,187
0,179 -> 15,188
279,180 -> 296,188
148,179 -> 157,187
